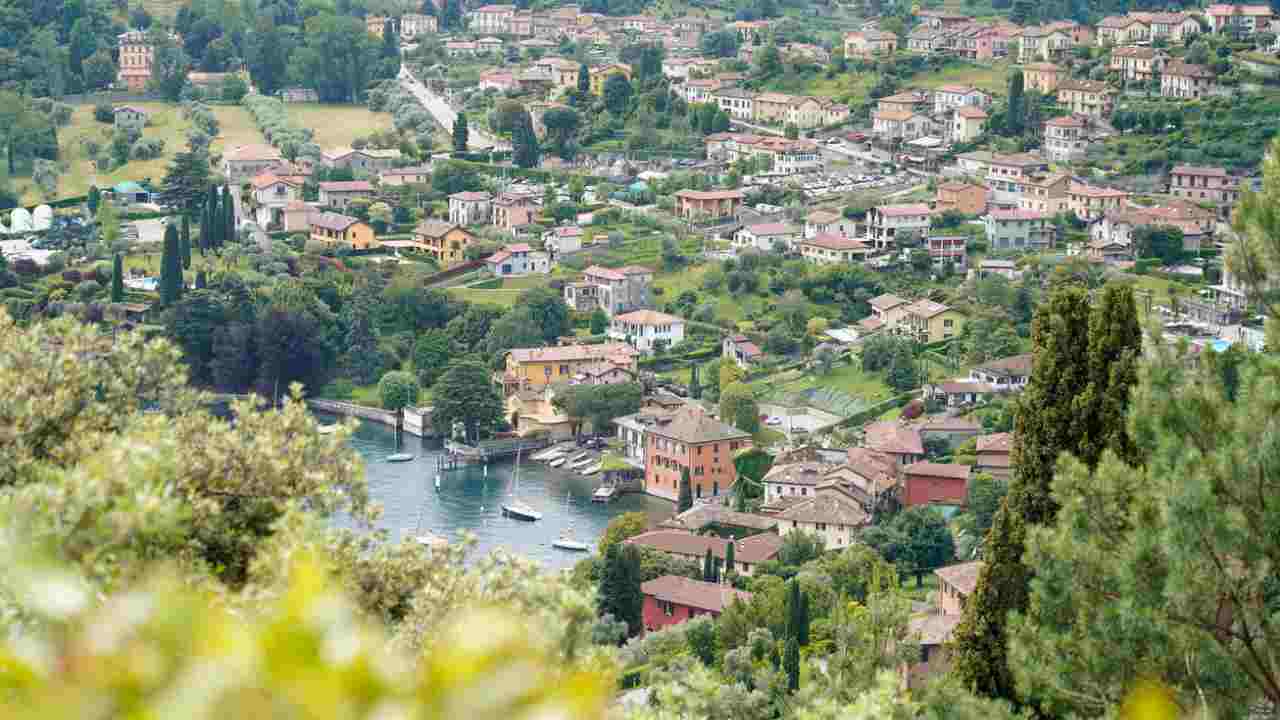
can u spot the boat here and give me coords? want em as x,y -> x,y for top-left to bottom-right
567,451 -> 589,463
531,447 -> 562,461
386,453 -> 414,463
580,462 -> 601,476
592,486 -> 616,503
317,424 -> 339,435
500,448 -> 543,522
549,457 -> 567,468
552,533 -> 590,552
571,456 -> 596,468
415,532 -> 447,549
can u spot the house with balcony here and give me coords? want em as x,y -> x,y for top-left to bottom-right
412,220 -> 475,267
933,181 -> 987,216
1068,181 -> 1130,221
1017,25 -> 1073,63
798,233 -> 871,265
970,353 -> 1033,390
1022,62 -> 1065,93
844,29 -> 898,57
485,243 -> 550,277
1205,4 -> 1273,35
867,204 -> 931,249
1110,46 -> 1167,82
985,153 -> 1050,206
250,173 -> 303,229
984,209 -> 1056,251
309,212 -> 376,250
1096,14 -> 1150,45
562,265 -> 653,316
503,342 -> 639,394
774,483 -> 871,550
1162,62 -> 1217,99
901,299 -> 965,342
1057,80 -> 1116,118
448,191 -> 493,226
222,144 -> 285,184
673,189 -> 744,221
933,85 -> 991,115
926,234 -> 967,270
1014,172 -> 1071,215
804,209 -> 856,238
1043,115 -> 1090,163
1169,165 -> 1238,204
609,309 -> 686,353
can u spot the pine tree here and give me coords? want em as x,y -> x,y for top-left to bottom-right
159,221 -> 183,306
723,537 -> 734,576
179,214 -> 192,269
952,284 -> 1140,702
688,364 -> 702,400
453,112 -> 469,154
783,636 -> 800,692
110,252 -> 123,302
677,468 -> 693,513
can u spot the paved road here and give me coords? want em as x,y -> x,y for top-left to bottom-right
398,68 -> 507,151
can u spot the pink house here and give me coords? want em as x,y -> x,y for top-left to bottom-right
641,575 -> 752,633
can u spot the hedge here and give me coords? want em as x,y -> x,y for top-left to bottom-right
637,344 -> 721,370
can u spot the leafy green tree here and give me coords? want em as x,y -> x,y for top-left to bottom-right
159,137 -> 212,215
892,506 -> 956,586
159,222 -> 183,306
541,107 -> 580,160
166,290 -> 229,385
339,292 -> 384,386
599,512 -> 649,558
719,382 -> 760,435
1229,136 -> 1280,345
430,360 -> 505,441
756,44 -> 782,77
110,253 -> 123,303
678,468 -> 693,513
603,73 -> 633,115
412,329 -> 453,388
886,342 -> 919,392
519,286 -> 571,343
148,29 -> 191,101
452,111 -> 469,154
588,308 -> 608,335
379,370 -> 421,413
952,284 -> 1140,702
1133,224 -> 1187,265
552,383 -> 642,436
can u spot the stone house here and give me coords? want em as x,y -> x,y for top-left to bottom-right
317,180 -> 374,211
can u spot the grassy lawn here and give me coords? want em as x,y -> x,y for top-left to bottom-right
447,287 -> 524,307
23,102 -> 266,204
283,104 -> 395,148
908,61 -> 1012,94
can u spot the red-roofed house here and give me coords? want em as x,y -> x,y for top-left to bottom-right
975,432 -> 1013,479
625,529 -> 781,576
798,233 -> 871,265
485,243 -> 549,277
644,405 -> 753,502
723,334 -> 763,368
250,173 -> 304,230
641,575 -> 752,632
733,222 -> 800,252
1205,4 -> 1273,35
318,180 -> 374,210
933,182 -> 987,216
562,265 -> 654,316
902,461 -> 971,507
864,421 -> 924,465
969,354 -> 1033,390
673,189 -> 745,221
1161,62 -> 1217,99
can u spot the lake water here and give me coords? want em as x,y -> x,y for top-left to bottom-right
327,414 -> 673,570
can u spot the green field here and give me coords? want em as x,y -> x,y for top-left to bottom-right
23,101 -> 267,204
909,62 -> 1012,94
446,287 -> 525,307
282,104 -> 395,149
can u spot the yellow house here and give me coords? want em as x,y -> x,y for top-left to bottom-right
310,212 -> 377,250
902,299 -> 965,343
507,386 -> 580,439
503,342 -> 639,392
413,220 -> 475,267
589,63 -> 632,94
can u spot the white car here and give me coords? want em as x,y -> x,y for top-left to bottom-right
766,417 -> 783,426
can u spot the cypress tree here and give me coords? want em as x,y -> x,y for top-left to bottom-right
1006,69 -> 1026,136
87,185 -> 100,214
577,62 -> 590,97
723,537 -> 735,577
952,284 -> 1140,702
702,548 -> 714,582
195,269 -> 207,289
159,222 -> 182,306
205,184 -> 220,246
677,467 -> 693,513
179,213 -> 192,269
798,588 -> 809,646
786,579 -> 802,640
110,253 -> 123,302
223,189 -> 236,245
453,111 -> 469,154
689,364 -> 701,399
783,636 -> 800,692
197,200 -> 209,255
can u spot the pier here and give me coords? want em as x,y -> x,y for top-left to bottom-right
441,437 -> 553,467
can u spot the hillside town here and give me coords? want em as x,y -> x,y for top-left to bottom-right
0,0 -> 1278,715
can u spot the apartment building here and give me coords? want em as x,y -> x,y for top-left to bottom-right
1043,115 -> 1090,163
1162,62 -> 1217,99
643,406 -> 752,502
1057,80 -> 1117,118
983,209 -> 1056,251
1169,165 -> 1238,203
867,204 -> 932,249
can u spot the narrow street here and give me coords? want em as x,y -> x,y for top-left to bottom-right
398,67 -> 508,151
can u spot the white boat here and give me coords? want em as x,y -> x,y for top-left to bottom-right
386,453 -> 414,462
571,456 -> 596,468
415,532 -> 447,549
549,457 -> 567,468
501,448 -> 542,522
532,447 -> 562,461
317,424 -> 339,435
592,486 -> 616,503
567,451 -> 589,463
580,462 -> 601,476
552,534 -> 590,552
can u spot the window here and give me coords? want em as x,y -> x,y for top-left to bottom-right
662,600 -> 674,616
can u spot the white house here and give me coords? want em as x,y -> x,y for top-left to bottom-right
485,243 -> 550,277
733,222 -> 799,252
932,85 -> 991,116
774,483 -> 871,549
867,204 -> 931,250
804,209 -> 856,238
608,309 -> 686,353
542,225 -> 584,257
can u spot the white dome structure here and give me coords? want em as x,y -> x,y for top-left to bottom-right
9,208 -> 31,233
32,205 -> 52,231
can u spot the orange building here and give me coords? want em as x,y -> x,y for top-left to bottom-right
309,212 -> 377,250
673,189 -> 744,221
644,406 -> 752,502
933,182 -> 986,216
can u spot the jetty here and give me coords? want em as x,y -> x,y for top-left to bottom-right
441,437 -> 553,467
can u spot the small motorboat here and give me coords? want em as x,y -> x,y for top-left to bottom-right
317,424 -> 339,435
386,453 -> 415,463
502,501 -> 543,521
580,463 -> 601,476
592,486 -> 616,503
552,533 -> 590,552
532,448 -> 562,461
567,451 -> 589,463
549,457 -> 567,468
571,456 -> 596,469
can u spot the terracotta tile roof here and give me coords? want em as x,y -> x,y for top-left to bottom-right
414,220 -> 466,238
904,299 -> 954,319
1045,115 -> 1085,127
250,173 -> 301,189
919,416 -> 982,432
876,203 -> 931,218
989,208 -> 1050,221
450,191 -> 492,201
1058,80 -> 1114,93
955,106 -> 988,119
873,109 -> 915,122
224,144 -> 282,162
904,461 -> 972,481
804,233 -> 867,251
763,461 -> 834,486
613,309 -> 684,326
318,181 -> 374,193
936,84 -> 981,94
857,316 -> 883,331
641,575 -> 752,612
806,210 -> 842,224
662,505 -> 778,532
1023,61 -> 1062,72
310,212 -> 362,232
868,293 -> 908,310
842,447 -> 898,492
647,406 -> 752,445
507,342 -> 638,364
1164,61 -> 1216,79
776,487 -> 871,526
935,560 -> 984,595
975,353 -> 1033,377
909,612 -> 962,645
976,431 -> 1013,454
625,529 -> 783,564
744,222 -> 798,236
865,421 -> 924,456
675,189 -> 745,200
990,152 -> 1046,167
1069,182 -> 1129,198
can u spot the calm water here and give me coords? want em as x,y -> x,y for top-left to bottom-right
327,414 -> 673,569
